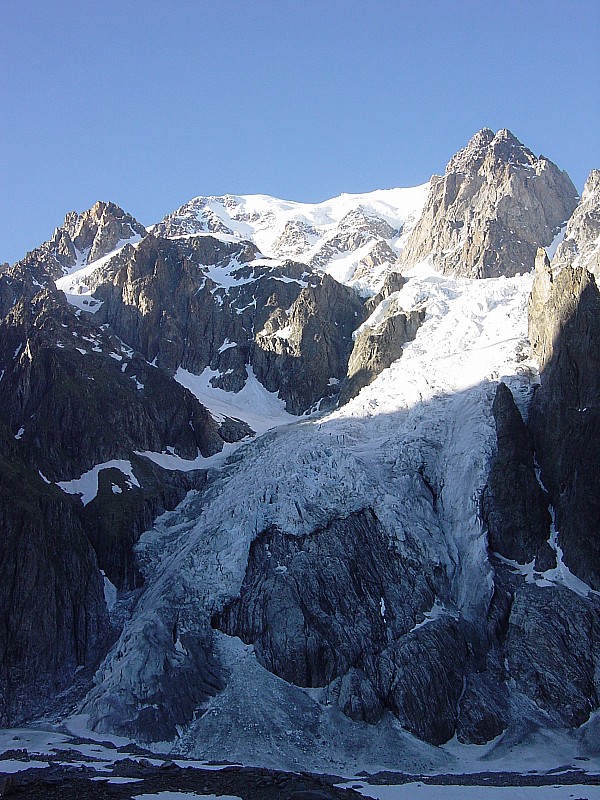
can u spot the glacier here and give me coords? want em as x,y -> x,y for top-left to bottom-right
78,256 -> 547,772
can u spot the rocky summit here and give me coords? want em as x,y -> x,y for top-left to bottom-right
1,129 -> 599,779
400,128 -> 579,278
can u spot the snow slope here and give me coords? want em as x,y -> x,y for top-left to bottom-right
81,258 -> 549,772
157,185 -> 430,293
174,365 -> 298,434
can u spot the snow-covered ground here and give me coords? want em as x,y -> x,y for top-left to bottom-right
174,364 -> 298,434
159,185 -> 430,293
69,257 -> 565,775
20,256 -> 600,779
0,721 -> 598,798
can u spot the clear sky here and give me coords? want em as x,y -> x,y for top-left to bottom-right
2,0 -> 599,264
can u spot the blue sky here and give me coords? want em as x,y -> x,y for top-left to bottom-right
2,0 -> 599,264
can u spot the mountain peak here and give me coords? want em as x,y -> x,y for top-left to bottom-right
583,168 -> 600,199
446,127 -> 534,176
403,128 -> 578,278
445,128 -> 492,175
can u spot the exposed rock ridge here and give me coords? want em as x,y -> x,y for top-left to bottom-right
254,273 -> 366,413
482,382 -> 551,565
0,427 -> 109,725
551,169 -> 600,275
528,248 -> 600,589
89,233 -> 366,414
9,202 -> 146,287
400,128 -> 579,278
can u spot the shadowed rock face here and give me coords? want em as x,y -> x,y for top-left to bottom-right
401,128 -> 578,278
214,509 -> 439,689
528,249 -> 600,590
0,429 -> 109,725
0,286 -> 242,592
214,507 -> 481,745
482,382 -> 551,565
507,584 -> 600,727
0,289 -> 224,483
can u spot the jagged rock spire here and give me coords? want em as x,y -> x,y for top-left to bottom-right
401,128 -> 579,278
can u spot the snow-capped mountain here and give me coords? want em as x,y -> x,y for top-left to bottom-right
1,129 -> 599,782
153,184 -> 429,294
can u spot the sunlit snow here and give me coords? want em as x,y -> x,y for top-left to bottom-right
79,258 -> 552,774
55,236 -> 142,312
162,185 -> 430,293
174,364 -> 298,434
57,459 -> 140,505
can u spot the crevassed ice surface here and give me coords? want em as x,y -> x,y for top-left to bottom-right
83,261 -> 542,772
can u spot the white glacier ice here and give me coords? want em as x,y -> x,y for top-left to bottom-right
81,259 -> 544,772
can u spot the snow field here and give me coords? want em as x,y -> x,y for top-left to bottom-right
80,258 -> 549,773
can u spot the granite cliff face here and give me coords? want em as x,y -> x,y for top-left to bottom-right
528,238 -> 600,590
87,235 -> 365,415
550,169 -> 600,275
0,428 -> 109,725
1,131 -> 600,773
401,128 -> 578,278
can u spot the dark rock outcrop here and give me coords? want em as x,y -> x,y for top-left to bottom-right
253,274 -> 366,413
377,618 -> 468,745
0,285 -> 240,594
0,289 -> 224,482
213,507 -> 476,744
90,233 -> 262,378
0,428 -> 109,725
401,128 -> 578,278
507,584 -> 600,726
79,457 -> 208,590
455,668 -> 510,745
214,509 -> 438,688
528,249 -> 600,589
482,382 -> 551,564
341,302 -> 425,403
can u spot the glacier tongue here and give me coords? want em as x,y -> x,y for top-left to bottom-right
82,261 -> 538,766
